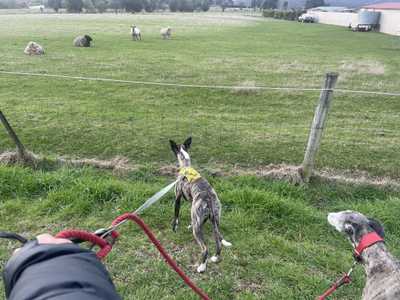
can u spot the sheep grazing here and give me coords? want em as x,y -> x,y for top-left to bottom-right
131,25 -> 141,41
24,41 -> 44,55
73,35 -> 93,47
160,27 -> 172,39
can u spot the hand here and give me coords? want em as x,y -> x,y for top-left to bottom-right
37,234 -> 72,245
13,234 -> 72,255
171,219 -> 179,232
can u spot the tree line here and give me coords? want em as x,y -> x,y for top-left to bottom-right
0,0 -> 29,8
0,0 -> 325,12
45,0 -> 212,12
260,0 -> 325,9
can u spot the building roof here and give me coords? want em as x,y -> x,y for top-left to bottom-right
362,2 -> 400,10
309,6 -> 353,12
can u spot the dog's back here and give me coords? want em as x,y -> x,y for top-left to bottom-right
363,247 -> 400,300
177,176 -> 221,219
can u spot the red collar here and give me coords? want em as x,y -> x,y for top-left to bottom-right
354,231 -> 384,257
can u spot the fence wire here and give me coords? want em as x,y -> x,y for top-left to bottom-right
1,71 -> 400,97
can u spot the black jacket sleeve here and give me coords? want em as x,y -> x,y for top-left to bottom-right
3,240 -> 121,300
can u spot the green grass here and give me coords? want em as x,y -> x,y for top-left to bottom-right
0,13 -> 399,177
0,165 -> 399,299
0,12 -> 400,299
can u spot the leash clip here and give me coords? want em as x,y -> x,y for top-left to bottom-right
94,228 -> 118,245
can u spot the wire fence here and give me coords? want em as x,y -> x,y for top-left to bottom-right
1,71 -> 400,97
0,71 -> 399,179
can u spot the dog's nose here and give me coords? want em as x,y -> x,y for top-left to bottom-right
327,213 -> 336,224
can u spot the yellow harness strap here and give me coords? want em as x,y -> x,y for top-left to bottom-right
179,167 -> 201,183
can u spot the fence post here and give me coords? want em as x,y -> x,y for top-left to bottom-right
0,111 -> 26,159
299,72 -> 339,183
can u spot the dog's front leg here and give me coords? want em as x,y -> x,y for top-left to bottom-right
172,193 -> 182,232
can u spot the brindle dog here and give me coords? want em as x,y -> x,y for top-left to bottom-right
328,210 -> 400,300
169,137 -> 232,273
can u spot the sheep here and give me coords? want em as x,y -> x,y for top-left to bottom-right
24,41 -> 44,55
130,25 -> 141,41
160,27 -> 172,39
73,35 -> 93,47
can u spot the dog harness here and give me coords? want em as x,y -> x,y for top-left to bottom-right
179,167 -> 201,183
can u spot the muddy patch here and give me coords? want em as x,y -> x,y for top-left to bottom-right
0,151 -> 135,174
1,151 -> 399,190
0,151 -> 40,167
59,156 -> 134,174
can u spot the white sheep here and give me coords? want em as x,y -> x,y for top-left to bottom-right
131,25 -> 141,41
160,27 -> 172,39
24,41 -> 44,55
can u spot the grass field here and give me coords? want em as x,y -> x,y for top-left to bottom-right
0,13 -> 399,177
0,12 -> 400,300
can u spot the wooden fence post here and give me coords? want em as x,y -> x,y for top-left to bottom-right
299,72 -> 339,183
0,111 -> 26,159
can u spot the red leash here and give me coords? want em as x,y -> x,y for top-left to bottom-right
56,229 -> 113,259
317,267 -> 353,300
56,212 -> 211,300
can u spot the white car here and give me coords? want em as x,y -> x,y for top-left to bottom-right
298,14 -> 315,23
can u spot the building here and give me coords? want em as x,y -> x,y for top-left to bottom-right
306,2 -> 400,35
362,2 -> 400,35
307,6 -> 358,27
363,2 -> 400,10
309,6 -> 355,12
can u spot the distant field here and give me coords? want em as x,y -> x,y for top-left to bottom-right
0,13 -> 400,177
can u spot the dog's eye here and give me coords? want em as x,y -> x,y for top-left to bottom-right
344,223 -> 354,235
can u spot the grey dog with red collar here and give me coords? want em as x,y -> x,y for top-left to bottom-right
327,210 -> 400,300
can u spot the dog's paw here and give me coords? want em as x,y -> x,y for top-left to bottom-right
210,256 -> 220,263
197,263 -> 207,273
221,239 -> 232,247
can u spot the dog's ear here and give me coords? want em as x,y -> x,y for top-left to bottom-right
169,140 -> 179,155
183,136 -> 192,151
368,218 -> 385,238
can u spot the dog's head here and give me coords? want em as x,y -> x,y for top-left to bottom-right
169,137 -> 192,167
84,35 -> 93,42
328,210 -> 384,245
